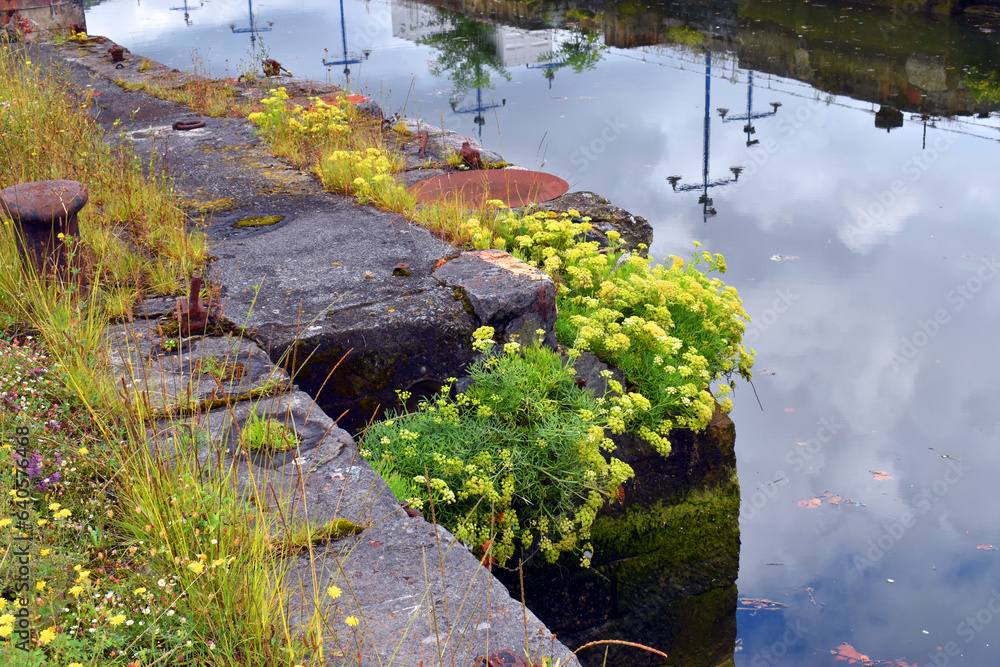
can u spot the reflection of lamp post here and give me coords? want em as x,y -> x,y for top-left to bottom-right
449,67 -> 505,138
910,113 -> 941,150
667,51 -> 742,223
526,58 -> 568,90
229,0 -> 272,50
322,0 -> 371,82
717,70 -> 780,146
169,0 -> 202,26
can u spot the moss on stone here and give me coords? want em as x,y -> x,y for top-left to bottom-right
589,473 -> 741,598
233,215 -> 285,228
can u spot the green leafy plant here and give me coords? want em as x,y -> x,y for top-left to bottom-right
362,327 -> 634,566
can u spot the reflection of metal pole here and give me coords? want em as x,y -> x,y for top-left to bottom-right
667,52 -> 745,223
170,0 -> 201,26
718,70 -> 780,146
526,60 -> 568,90
230,0 -> 272,51
321,0 -> 371,82
340,0 -> 349,75
701,50 -> 711,219
450,70 -> 505,138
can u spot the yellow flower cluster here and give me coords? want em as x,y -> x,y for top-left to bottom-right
501,224 -> 754,445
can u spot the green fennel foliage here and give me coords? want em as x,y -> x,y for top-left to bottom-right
361,329 -> 634,567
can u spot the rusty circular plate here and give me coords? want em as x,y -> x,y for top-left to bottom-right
0,180 -> 89,226
407,169 -> 569,208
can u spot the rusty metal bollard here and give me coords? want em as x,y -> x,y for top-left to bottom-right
0,179 -> 89,283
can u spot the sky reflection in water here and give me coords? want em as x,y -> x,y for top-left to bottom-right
87,0 -> 1000,663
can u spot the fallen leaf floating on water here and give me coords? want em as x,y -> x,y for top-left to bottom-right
831,643 -> 873,665
798,492 -> 866,508
760,369 -> 776,375
977,544 -> 997,551
872,471 -> 893,481
770,254 -> 802,261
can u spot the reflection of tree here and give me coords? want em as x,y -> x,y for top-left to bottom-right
543,26 -> 606,73
964,66 -> 1000,105
417,12 -> 510,96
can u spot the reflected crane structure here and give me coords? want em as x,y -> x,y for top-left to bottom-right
170,0 -> 202,26
322,0 -> 371,83
230,0 -> 272,50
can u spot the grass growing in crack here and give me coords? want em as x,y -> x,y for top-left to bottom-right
116,77 -> 249,118
241,413 -> 301,451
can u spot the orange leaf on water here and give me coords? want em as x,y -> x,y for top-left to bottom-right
872,471 -> 892,481
798,498 -> 822,508
977,544 -> 996,551
831,643 -> 873,665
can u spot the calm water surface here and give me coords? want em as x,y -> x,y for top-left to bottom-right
87,0 -> 1000,663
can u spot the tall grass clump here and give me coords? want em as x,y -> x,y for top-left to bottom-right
0,46 -> 323,665
0,44 -> 206,322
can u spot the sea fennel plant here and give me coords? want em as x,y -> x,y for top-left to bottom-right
362,328 -> 634,567
492,209 -> 754,456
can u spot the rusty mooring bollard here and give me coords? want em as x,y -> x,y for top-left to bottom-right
0,180 -> 89,283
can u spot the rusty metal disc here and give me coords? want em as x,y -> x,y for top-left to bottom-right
0,180 -> 89,226
407,169 -> 569,208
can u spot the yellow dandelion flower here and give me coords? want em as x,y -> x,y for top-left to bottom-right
0,625 -> 11,638
0,518 -> 10,528
37,518 -> 48,526
39,548 -> 51,556
344,615 -> 359,627
78,447 -> 88,455
48,503 -> 61,511
35,581 -> 45,591
69,663 -> 85,667
0,614 -> 13,625
109,614 -> 126,626
39,626 -> 56,644
69,585 -> 84,596
326,585 -> 342,600
133,587 -> 147,596
53,509 -> 71,520
187,561 -> 205,575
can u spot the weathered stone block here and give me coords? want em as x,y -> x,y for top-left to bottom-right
433,249 -> 558,347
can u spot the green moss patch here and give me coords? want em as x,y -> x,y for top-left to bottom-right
233,215 -> 285,228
